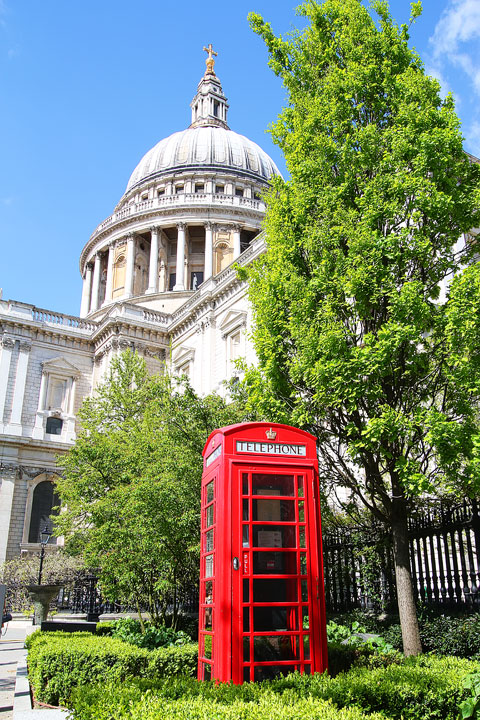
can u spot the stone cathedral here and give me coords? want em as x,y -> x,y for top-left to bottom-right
0,49 -> 280,564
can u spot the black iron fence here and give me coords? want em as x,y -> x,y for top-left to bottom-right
323,499 -> 480,613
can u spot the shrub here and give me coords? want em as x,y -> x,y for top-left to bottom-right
69,656 -> 480,720
95,621 -> 115,636
70,680 -> 388,720
147,643 -> 198,678
320,655 -> 480,720
26,630 -> 199,706
27,632 -> 151,705
111,617 -> 192,650
1,553 -> 85,612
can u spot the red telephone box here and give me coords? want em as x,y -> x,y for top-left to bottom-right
198,422 -> 327,684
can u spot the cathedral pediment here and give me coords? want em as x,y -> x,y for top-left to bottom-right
219,310 -> 247,339
42,356 -> 81,378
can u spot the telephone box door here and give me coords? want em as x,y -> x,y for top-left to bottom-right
231,464 -> 324,683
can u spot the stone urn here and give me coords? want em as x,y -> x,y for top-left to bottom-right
26,584 -> 62,625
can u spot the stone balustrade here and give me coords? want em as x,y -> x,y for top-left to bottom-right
90,193 -> 265,243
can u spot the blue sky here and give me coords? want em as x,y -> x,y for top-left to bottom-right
1,0 -> 479,316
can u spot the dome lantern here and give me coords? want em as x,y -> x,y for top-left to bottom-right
190,44 -> 229,130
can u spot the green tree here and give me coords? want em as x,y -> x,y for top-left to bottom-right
243,0 -> 480,655
55,350 -> 249,627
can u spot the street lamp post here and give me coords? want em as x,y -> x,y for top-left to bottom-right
37,525 -> 52,585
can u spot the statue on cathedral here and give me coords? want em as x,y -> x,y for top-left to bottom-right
203,44 -> 217,75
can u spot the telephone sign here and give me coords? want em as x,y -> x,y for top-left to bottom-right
198,422 -> 328,684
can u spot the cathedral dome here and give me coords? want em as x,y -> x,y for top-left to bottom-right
125,126 -> 280,192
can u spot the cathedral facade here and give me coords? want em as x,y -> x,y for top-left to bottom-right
0,52 -> 279,564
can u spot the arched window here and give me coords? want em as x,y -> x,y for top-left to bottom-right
28,481 -> 60,544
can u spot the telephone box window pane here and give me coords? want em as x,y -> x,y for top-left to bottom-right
301,580 -> 308,601
205,554 -> 214,577
203,635 -> 213,659
253,526 -> 296,548
205,529 -> 214,552
299,527 -> 306,548
243,579 -> 250,602
242,473 -> 249,495
204,607 -> 213,631
243,499 -> 249,520
206,505 -> 214,528
243,606 -> 250,631
303,635 -> 310,660
243,667 -> 251,682
302,607 -> 309,629
206,481 -> 214,504
242,525 -> 249,547
253,499 -> 295,522
253,552 -> 298,575
254,635 -> 301,662
253,578 -> 298,603
205,580 -> 213,600
243,636 -> 250,661
304,664 -> 312,675
300,553 -> 307,575
254,665 -> 296,682
298,476 -> 305,497
203,663 -> 211,680
253,606 -> 298,632
252,474 -> 294,496
298,502 -> 305,522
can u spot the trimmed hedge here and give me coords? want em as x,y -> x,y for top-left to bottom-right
71,682 -> 388,720
69,656 -> 480,720
26,631 -> 198,705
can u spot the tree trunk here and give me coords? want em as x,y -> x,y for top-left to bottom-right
391,496 -> 422,656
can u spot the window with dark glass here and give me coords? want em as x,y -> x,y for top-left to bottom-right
28,481 -> 60,543
46,417 -> 63,435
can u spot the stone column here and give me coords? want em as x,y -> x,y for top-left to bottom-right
32,369 -> 48,439
104,243 -> 114,305
80,264 -> 93,317
90,254 -> 101,312
233,225 -> 241,260
0,336 -> 15,433
146,226 -> 159,294
6,340 -> 31,436
204,222 -> 213,280
0,464 -> 17,565
173,223 -> 186,291
125,234 -> 136,298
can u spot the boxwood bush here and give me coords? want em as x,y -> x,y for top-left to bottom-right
69,656 -> 480,720
26,631 -> 198,705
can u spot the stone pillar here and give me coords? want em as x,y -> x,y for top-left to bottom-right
104,244 -> 114,305
146,226 -> 159,294
173,223 -> 186,291
233,225 -> 241,260
65,376 -> 77,442
204,222 -> 213,280
125,234 -> 135,298
184,258 -> 189,290
6,340 -> 31,436
90,254 -> 101,312
0,464 -> 17,565
80,264 -> 93,317
0,336 -> 15,433
32,369 -> 48,439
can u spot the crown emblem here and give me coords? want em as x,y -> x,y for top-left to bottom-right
266,428 -> 277,440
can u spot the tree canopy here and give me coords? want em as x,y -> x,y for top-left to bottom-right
243,0 -> 480,655
55,351 -> 250,626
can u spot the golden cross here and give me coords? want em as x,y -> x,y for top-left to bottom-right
203,43 -> 218,73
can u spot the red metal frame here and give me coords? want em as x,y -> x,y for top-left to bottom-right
198,422 -> 327,684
